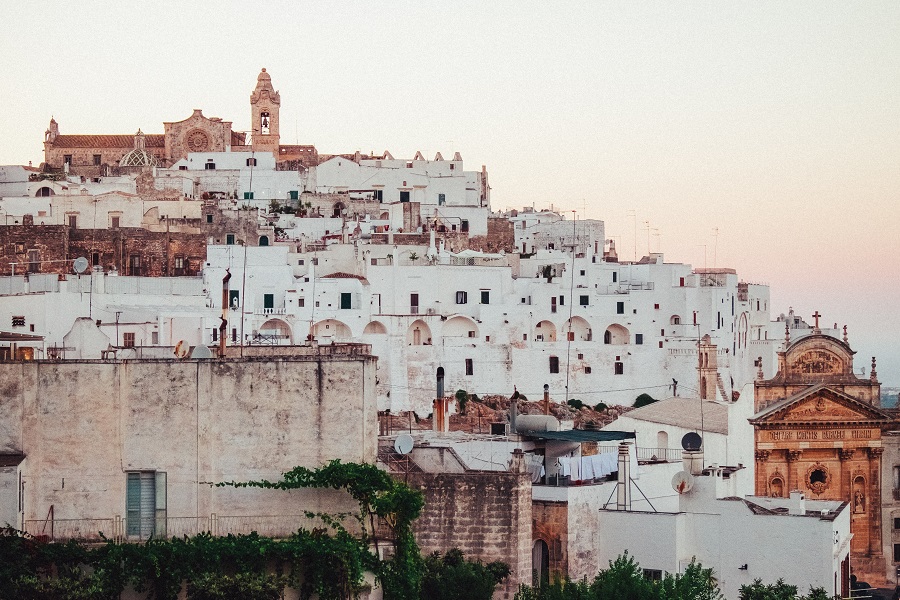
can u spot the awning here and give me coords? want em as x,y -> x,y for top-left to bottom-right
0,331 -> 44,342
524,430 -> 636,443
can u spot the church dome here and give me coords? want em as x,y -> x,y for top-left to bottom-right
120,129 -> 158,167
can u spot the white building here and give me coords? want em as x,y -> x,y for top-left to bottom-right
597,468 -> 851,599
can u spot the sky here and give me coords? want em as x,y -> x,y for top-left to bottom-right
1,2 -> 898,385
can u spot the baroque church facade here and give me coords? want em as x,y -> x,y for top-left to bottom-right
751,318 -> 892,581
41,69 -> 317,178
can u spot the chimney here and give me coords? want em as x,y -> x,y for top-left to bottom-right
788,490 -> 806,516
682,449 -> 704,475
543,384 -> 550,416
616,443 -> 632,510
510,448 -> 526,474
218,269 -> 231,358
432,397 -> 449,434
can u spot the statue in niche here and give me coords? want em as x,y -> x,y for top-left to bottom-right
853,477 -> 866,513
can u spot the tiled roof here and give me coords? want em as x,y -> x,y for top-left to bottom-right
620,397 -> 729,435
50,134 -> 165,148
321,272 -> 369,284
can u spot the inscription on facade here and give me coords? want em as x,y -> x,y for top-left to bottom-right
767,429 -> 871,442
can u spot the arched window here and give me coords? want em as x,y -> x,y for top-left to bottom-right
35,187 -> 54,197
258,235 -> 269,246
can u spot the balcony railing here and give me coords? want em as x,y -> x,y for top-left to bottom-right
23,513 -> 345,543
255,307 -> 286,315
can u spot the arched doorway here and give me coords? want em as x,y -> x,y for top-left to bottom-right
258,235 -> 269,246
533,320 -> 557,342
406,320 -> 433,346
604,324 -> 629,345
532,539 -> 549,585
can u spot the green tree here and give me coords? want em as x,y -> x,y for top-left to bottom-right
633,394 -> 657,408
420,549 -> 509,600
739,579 -> 798,600
455,389 -> 469,415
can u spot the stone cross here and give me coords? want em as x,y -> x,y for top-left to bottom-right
812,311 -> 821,329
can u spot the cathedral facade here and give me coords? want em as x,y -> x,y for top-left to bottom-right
751,320 -> 891,580
40,69 -> 318,178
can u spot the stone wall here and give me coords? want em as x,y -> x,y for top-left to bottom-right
0,353 -> 379,528
408,459 -> 532,600
0,220 -> 208,277
469,217 -> 515,254
532,500 -> 568,582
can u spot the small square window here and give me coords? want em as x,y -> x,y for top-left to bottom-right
298,298 -> 305,307
312,258 -> 319,265
206,214 -> 213,223
614,362 -> 624,375
480,290 -> 490,304
111,216 -> 120,229
579,270 -> 585,276
467,331 -> 476,338
584,366 -> 592,374
616,301 -> 624,314
523,334 -> 528,341
298,259 -> 305,265
577,353 -> 583,359
93,154 -> 102,166
12,316 -> 25,327
654,303 -> 660,309
205,162 -> 216,170
456,291 -> 468,304
579,295 -> 589,306
659,341 -> 664,348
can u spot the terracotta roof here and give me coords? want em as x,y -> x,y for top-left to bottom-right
321,272 -> 369,284
50,134 -> 165,149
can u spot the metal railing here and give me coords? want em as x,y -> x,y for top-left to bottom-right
23,514 -> 340,543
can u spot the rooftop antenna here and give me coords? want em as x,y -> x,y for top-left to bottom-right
626,209 -> 636,261
712,227 -> 719,269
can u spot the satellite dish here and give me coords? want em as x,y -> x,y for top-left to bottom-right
174,341 -> 189,359
394,433 -> 414,455
672,471 -> 695,494
190,345 -> 213,359
681,432 -> 703,452
73,257 -> 89,274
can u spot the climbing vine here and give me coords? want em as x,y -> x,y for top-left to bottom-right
0,461 -> 426,600
217,459 -> 426,600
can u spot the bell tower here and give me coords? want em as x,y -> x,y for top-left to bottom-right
250,68 -> 281,154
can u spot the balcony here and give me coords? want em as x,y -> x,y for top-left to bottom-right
255,307 -> 286,315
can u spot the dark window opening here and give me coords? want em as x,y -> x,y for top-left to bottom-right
579,295 -> 589,306
461,220 -> 469,232
614,362 -> 624,375
549,356 -> 559,374
206,214 -> 213,223
636,334 -> 643,345
205,162 -> 216,170
465,359 -> 473,376
68,215 -> 77,228
111,216 -> 120,229
480,290 -> 490,304
400,191 -> 410,203
123,332 -> 135,348
456,291 -> 468,304
226,234 -> 235,245
128,255 -> 141,276
616,301 -> 625,314
229,290 -> 240,309
340,293 -> 352,310
93,154 -> 102,166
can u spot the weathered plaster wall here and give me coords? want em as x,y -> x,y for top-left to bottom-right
0,354 -> 377,526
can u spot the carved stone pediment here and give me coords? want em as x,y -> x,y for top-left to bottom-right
751,385 -> 893,427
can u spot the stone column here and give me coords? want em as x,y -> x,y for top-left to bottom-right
869,447 -> 884,556
839,448 -> 855,508
786,450 -> 802,492
755,450 -> 771,495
